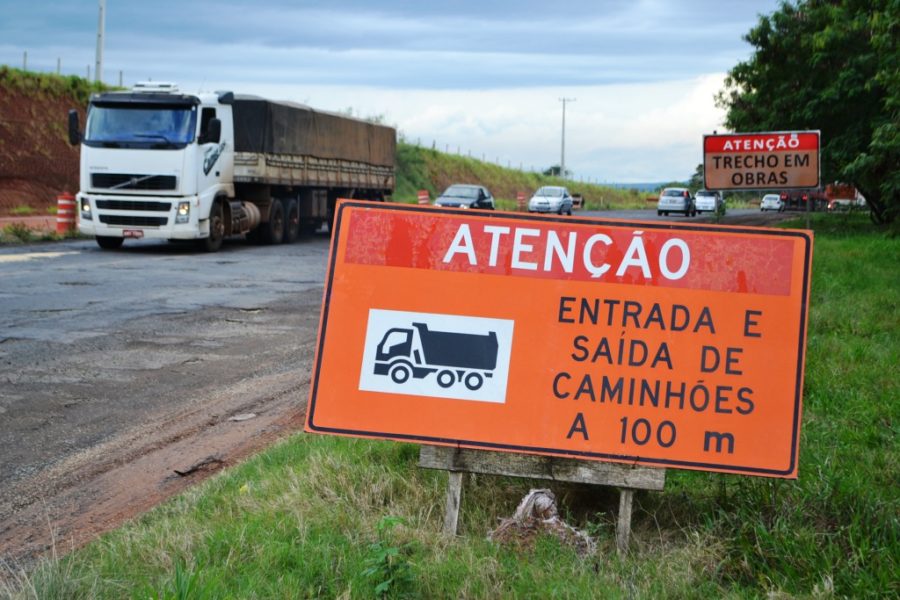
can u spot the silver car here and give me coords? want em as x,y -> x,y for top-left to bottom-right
528,186 -> 574,215
657,187 -> 696,217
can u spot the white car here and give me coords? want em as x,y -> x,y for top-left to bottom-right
760,194 -> 785,212
695,190 -> 724,214
528,186 -> 574,215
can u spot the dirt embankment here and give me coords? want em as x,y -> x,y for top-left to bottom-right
0,69 -> 85,216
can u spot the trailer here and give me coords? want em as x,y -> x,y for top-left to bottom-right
373,323 -> 499,391
68,82 -> 395,251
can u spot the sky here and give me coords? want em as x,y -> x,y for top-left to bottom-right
0,1 -> 782,184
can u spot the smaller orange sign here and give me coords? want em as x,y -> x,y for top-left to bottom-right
417,190 -> 430,205
306,202 -> 814,478
704,131 -> 820,191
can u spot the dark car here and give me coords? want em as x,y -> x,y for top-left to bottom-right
434,184 -> 495,209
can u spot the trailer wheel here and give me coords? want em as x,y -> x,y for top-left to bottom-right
202,200 -> 225,252
437,370 -> 455,388
261,199 -> 285,245
464,372 -> 484,391
283,199 -> 300,243
389,364 -> 411,384
96,236 -> 124,250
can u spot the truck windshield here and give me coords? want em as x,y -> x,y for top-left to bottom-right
85,104 -> 197,147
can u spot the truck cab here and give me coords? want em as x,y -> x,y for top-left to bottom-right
70,82 -> 396,251
70,82 -> 239,250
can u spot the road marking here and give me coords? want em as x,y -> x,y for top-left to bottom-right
0,251 -> 79,264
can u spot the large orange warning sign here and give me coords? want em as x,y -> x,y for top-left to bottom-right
306,201 -> 813,478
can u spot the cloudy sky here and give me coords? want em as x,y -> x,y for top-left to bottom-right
0,0 -> 780,183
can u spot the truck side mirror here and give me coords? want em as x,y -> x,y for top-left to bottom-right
201,118 -> 221,144
67,110 -> 81,145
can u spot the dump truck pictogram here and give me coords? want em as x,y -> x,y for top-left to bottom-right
373,323 -> 498,391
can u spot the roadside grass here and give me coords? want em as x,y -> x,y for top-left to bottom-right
0,66 -> 113,104
394,142 -> 650,211
8,206 -> 36,216
0,223 -> 79,245
4,213 -> 897,598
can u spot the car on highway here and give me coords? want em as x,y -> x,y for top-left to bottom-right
694,189 -> 724,214
528,186 -> 574,215
434,184 -> 495,209
760,193 -> 785,212
657,187 -> 696,216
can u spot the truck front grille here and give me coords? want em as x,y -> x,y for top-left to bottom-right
91,174 -> 177,191
95,200 -> 172,212
98,215 -> 168,227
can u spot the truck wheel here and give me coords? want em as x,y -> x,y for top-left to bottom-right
283,199 -> 300,244
464,372 -> 484,391
389,364 -> 410,384
96,236 -> 123,250
436,370 -> 455,388
261,200 -> 285,245
202,200 -> 225,252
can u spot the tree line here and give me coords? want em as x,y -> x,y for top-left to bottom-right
717,0 -> 898,224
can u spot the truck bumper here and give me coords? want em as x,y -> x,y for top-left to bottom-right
76,193 -> 208,241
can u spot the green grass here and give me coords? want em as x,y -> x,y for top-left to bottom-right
3,216 -> 898,599
8,206 -> 36,216
0,222 -> 81,244
394,142 -> 652,210
0,66 -> 113,105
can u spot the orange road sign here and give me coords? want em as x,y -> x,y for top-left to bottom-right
704,131 -> 820,191
306,201 -> 813,478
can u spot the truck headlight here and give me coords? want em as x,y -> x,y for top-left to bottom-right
80,198 -> 92,220
175,202 -> 191,224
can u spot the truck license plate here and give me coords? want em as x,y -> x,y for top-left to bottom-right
123,230 -> 144,239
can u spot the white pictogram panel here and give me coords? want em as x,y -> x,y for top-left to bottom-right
359,309 -> 514,403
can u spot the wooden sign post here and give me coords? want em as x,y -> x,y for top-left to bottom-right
419,445 -> 664,554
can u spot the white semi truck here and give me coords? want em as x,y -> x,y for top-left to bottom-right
68,82 -> 395,251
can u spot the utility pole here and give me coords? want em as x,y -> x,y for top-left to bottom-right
95,0 -> 106,83
559,97 -> 575,180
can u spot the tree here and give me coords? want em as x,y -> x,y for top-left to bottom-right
717,0 -> 899,223
542,165 -> 572,178
689,163 -> 704,191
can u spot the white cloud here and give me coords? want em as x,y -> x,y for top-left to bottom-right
1,0 -> 776,183
238,74 -> 726,183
